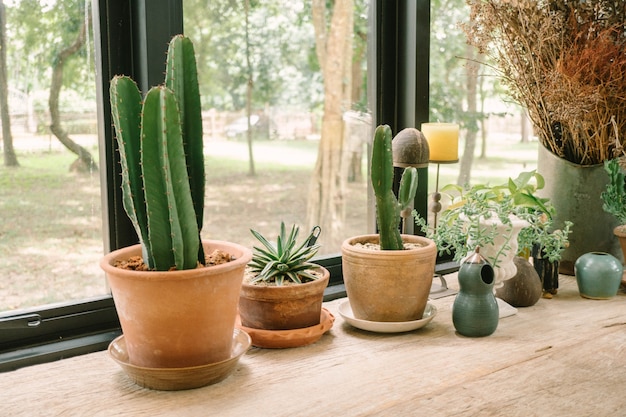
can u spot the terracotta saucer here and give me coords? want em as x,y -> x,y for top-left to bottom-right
339,301 -> 437,333
108,328 -> 251,391
236,308 -> 335,348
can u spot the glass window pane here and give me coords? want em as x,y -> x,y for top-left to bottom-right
183,0 -> 369,254
0,1 -> 104,311
429,0 -> 537,192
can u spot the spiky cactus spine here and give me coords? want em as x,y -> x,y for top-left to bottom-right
109,35 -> 205,271
371,125 -> 418,250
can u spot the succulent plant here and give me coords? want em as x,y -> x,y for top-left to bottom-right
109,35 -> 205,271
248,222 -> 322,286
371,124 -> 418,250
601,158 -> 626,225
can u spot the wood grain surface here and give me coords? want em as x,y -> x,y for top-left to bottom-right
2,275 -> 625,416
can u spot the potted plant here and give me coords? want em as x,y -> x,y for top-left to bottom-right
601,157 -> 626,264
100,35 -> 252,375
416,171 -> 572,290
463,0 -> 625,272
519,212 -> 572,297
341,125 -> 437,323
238,222 -> 333,348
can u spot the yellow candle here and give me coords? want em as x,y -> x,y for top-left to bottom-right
421,123 -> 459,162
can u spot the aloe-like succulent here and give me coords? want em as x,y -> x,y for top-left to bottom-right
109,35 -> 205,271
371,124 -> 418,250
248,223 -> 322,286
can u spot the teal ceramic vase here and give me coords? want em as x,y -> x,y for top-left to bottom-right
574,252 -> 623,299
452,248 -> 498,337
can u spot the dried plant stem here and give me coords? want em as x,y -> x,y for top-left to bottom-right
464,0 -> 626,165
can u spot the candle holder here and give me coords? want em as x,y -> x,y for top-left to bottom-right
429,159 -> 459,230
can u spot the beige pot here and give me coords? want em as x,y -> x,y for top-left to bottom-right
341,234 -> 437,322
239,267 -> 330,331
101,240 -> 252,368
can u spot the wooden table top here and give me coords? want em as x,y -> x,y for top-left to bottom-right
2,274 -> 625,416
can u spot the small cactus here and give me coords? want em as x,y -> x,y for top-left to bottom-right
371,125 -> 418,250
109,35 -> 204,271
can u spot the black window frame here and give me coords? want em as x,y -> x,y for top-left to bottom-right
0,0 -> 436,372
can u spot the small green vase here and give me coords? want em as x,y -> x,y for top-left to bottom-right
574,252 -> 623,299
452,248 -> 498,337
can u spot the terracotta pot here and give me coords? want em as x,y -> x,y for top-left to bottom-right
239,267 -> 330,330
614,225 -> 626,287
101,240 -> 252,368
341,234 -> 437,322
614,225 -> 626,262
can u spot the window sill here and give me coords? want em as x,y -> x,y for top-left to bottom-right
2,275 -> 624,415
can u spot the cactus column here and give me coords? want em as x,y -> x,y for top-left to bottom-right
371,125 -> 418,250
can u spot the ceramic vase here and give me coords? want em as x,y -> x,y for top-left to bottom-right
532,244 -> 559,295
495,256 -> 542,307
453,248 -> 499,337
537,145 -> 622,274
574,252 -> 623,299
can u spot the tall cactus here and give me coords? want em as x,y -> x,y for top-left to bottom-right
371,125 -> 418,250
109,35 -> 205,271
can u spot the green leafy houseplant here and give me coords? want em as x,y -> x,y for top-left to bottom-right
247,222 -> 322,286
601,158 -> 626,225
415,171 -> 572,267
601,157 -> 626,266
110,34 -> 205,271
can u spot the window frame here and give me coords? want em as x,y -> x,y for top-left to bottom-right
0,0 -> 435,372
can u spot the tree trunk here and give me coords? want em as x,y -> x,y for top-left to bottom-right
0,1 -> 18,167
48,17 -> 98,173
244,0 -> 255,176
457,43 -> 479,185
479,66 -> 487,159
521,109 -> 529,143
307,0 -> 354,250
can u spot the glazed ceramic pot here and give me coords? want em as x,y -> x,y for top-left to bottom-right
532,243 -> 560,295
574,252 -> 623,299
453,248 -> 498,337
101,240 -> 252,368
341,234 -> 437,322
239,266 -> 330,331
537,145 -> 622,274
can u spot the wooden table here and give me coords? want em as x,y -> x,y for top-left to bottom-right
2,275 -> 625,416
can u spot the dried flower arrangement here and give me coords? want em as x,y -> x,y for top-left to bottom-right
463,0 -> 626,165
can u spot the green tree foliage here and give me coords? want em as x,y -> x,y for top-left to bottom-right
184,0 -> 321,111
6,0 -> 94,110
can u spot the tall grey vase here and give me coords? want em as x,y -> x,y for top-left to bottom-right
536,144 -> 622,274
